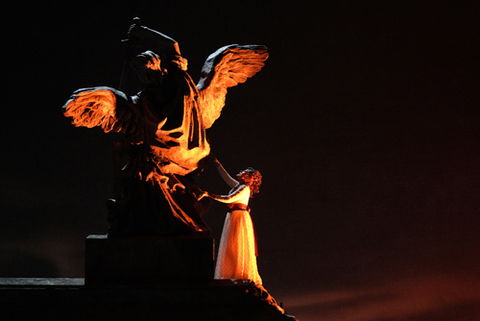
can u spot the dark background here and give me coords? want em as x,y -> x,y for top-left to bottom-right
2,1 -> 480,320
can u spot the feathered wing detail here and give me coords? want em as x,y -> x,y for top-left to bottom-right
63,86 -> 138,134
196,44 -> 268,129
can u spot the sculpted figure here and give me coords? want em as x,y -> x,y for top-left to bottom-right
63,20 -> 268,236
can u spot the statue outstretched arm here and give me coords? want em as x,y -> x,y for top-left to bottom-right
128,23 -> 181,57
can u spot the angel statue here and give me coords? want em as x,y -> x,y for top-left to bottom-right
63,19 -> 268,237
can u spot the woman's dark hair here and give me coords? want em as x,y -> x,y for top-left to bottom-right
241,167 -> 262,197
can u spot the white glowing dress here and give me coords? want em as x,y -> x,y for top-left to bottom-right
211,184 -> 262,285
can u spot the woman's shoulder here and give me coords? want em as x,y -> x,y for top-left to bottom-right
230,183 -> 250,194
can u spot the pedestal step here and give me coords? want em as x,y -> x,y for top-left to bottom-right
0,278 -> 292,321
85,235 -> 215,285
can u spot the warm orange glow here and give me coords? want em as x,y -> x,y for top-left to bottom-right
146,56 -> 162,71
209,182 -> 262,286
63,89 -> 118,133
216,209 -> 262,283
284,272 -> 480,321
62,43 -> 268,235
197,45 -> 268,129
63,83 -> 211,178
63,45 -> 267,178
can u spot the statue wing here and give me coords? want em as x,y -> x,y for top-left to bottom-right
196,44 -> 268,129
63,86 -> 139,134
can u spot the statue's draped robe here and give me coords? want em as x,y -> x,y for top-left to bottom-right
64,43 -> 268,236
118,56 -> 211,236
64,54 -> 211,236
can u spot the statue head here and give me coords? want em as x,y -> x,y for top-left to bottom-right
131,50 -> 167,87
237,167 -> 262,197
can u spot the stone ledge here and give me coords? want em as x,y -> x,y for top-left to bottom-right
0,278 -> 293,321
85,235 -> 215,285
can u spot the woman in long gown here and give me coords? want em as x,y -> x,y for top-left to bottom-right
200,158 -> 263,285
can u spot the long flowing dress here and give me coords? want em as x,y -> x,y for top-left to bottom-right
212,185 -> 262,285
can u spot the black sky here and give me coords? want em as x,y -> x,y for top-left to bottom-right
2,1 -> 480,320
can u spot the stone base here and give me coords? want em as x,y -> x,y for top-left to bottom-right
85,234 -> 215,285
0,278 -> 296,321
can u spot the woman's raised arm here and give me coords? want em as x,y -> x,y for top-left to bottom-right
212,156 -> 239,188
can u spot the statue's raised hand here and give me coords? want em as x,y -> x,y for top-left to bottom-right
126,17 -> 146,43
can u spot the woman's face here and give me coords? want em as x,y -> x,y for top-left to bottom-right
236,170 -> 249,184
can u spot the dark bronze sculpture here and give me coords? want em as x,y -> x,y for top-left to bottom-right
63,19 -> 268,237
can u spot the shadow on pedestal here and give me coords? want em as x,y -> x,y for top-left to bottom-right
85,234 -> 214,286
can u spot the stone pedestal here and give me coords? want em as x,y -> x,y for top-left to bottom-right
85,234 -> 215,285
0,278 -> 294,320
0,236 -> 296,319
